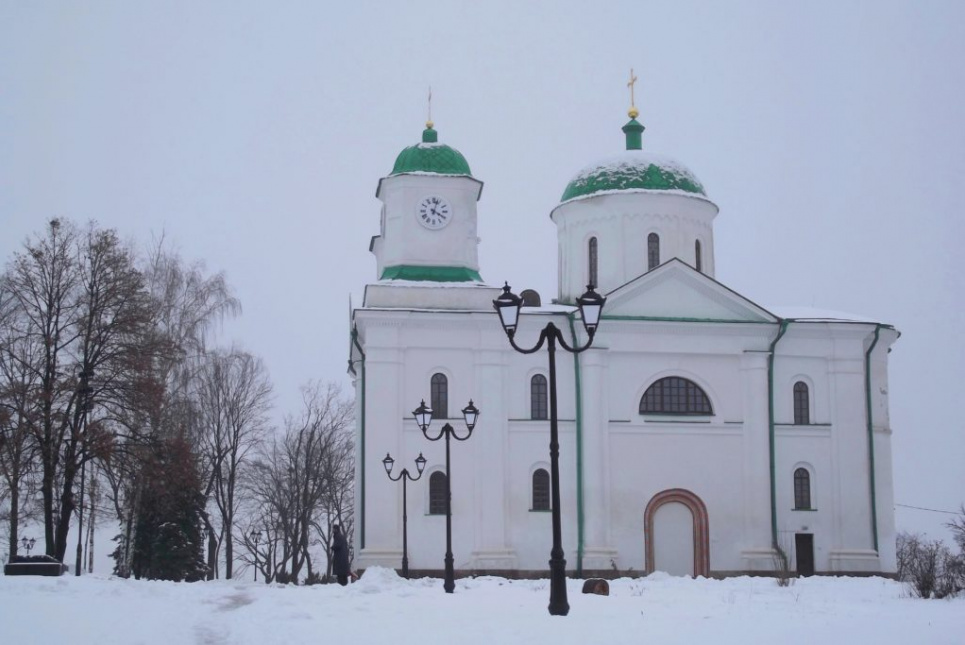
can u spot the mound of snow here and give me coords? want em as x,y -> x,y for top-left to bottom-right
353,566 -> 405,593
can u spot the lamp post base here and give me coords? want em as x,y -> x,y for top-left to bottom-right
444,553 -> 455,593
548,556 -> 569,616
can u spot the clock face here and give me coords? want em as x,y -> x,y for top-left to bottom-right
417,195 -> 452,229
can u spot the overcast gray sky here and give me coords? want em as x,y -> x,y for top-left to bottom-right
2,0 -> 962,543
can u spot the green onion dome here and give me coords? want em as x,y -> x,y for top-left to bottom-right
560,116 -> 709,204
560,150 -> 708,203
390,125 -> 472,177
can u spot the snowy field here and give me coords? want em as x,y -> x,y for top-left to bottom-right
1,567 -> 961,645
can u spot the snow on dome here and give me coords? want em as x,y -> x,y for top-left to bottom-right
390,127 -> 473,177
560,150 -> 708,204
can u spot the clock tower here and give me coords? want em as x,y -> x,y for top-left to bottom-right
370,123 -> 484,283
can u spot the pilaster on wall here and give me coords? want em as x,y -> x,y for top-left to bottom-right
471,349 -> 517,569
830,356 -> 874,554
739,351 -> 774,570
359,344 -> 406,562
580,346 -> 617,570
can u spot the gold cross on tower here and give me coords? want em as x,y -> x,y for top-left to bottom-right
427,86 -> 434,129
627,68 -> 639,119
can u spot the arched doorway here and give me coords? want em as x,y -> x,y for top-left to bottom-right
644,488 -> 710,577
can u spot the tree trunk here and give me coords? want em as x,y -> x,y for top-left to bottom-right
8,484 -> 20,557
85,475 -> 96,573
54,446 -> 79,562
225,521 -> 234,579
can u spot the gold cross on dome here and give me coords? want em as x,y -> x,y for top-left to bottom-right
627,68 -> 640,118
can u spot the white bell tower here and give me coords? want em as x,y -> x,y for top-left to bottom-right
370,124 -> 484,283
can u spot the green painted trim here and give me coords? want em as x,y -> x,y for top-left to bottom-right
602,315 -> 773,324
567,315 -> 585,577
380,265 -> 482,282
351,327 -> 367,549
864,324 -> 882,552
767,320 -> 790,564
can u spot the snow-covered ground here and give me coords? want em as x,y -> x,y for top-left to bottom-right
1,567 -> 961,644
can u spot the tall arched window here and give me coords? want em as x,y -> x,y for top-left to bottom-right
640,376 -> 713,415
695,240 -> 702,273
793,381 -> 809,425
431,373 -> 448,419
647,233 -> 660,270
794,468 -> 812,510
588,237 -> 598,287
429,471 -> 448,515
532,469 -> 550,511
531,374 -> 548,420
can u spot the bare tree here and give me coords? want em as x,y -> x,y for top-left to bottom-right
896,531 -> 964,599
197,348 -> 272,578
54,224 -> 151,563
948,505 -> 965,554
3,219 -> 82,558
0,280 -> 43,558
245,382 -> 352,584
105,237 -> 239,577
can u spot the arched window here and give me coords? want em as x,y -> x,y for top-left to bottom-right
588,237 -> 598,287
794,468 -> 812,510
695,240 -> 702,273
647,233 -> 660,270
532,469 -> 550,511
520,289 -> 541,307
793,381 -> 810,425
429,471 -> 448,515
530,374 -> 548,420
639,377 -> 713,415
431,373 -> 448,419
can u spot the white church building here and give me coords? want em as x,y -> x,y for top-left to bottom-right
348,105 -> 899,578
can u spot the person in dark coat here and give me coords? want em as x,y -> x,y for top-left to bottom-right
331,523 -> 350,586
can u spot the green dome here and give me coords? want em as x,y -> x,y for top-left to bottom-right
560,150 -> 707,203
390,126 -> 472,177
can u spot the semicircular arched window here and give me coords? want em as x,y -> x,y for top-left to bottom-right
639,376 -> 713,415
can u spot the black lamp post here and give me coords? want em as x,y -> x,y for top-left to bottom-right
251,530 -> 262,582
75,368 -> 94,576
412,399 -> 479,593
493,282 -> 606,617
21,536 -> 36,556
382,451 -> 427,578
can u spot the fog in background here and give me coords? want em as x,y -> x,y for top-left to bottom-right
2,1 -> 962,543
